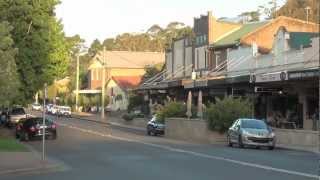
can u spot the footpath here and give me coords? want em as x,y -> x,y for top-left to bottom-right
0,126 -> 63,176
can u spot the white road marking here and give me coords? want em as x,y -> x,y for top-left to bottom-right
58,122 -> 318,179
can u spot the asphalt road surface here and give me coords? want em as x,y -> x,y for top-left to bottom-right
2,115 -> 319,180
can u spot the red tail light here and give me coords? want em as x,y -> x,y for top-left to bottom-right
30,126 -> 36,132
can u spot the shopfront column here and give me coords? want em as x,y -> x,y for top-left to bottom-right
299,91 -> 309,130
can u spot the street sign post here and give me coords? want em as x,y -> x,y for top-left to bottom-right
42,83 -> 47,161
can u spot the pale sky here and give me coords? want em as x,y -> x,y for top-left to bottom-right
55,0 -> 285,45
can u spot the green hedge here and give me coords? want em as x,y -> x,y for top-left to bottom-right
156,102 -> 197,123
206,96 -> 253,133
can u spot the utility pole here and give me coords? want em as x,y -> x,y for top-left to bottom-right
75,53 -> 80,112
273,0 -> 277,19
42,83 -> 47,161
101,47 -> 106,121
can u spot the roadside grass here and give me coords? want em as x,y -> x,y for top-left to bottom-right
0,138 -> 28,152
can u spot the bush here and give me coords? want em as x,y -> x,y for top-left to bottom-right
156,102 -> 188,122
122,113 -> 135,121
206,96 -> 253,133
127,94 -> 144,112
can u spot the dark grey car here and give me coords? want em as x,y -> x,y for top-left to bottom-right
147,116 -> 165,136
227,119 -> 276,150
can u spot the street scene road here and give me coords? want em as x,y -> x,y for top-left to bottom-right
1,114 -> 318,180
1,1 -> 319,180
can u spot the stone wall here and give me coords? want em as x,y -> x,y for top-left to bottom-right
165,118 -> 226,144
274,128 -> 319,149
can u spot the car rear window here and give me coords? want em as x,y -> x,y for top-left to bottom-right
25,118 -> 52,126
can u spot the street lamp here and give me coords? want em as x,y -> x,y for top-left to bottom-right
75,50 -> 87,112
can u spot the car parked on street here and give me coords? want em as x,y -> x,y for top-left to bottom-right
147,115 -> 165,136
15,117 -> 57,141
227,118 -> 276,150
58,106 -> 72,117
7,107 -> 27,127
45,104 -> 54,114
51,105 -> 59,115
31,103 -> 42,111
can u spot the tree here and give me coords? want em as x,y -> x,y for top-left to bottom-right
276,0 -> 319,23
142,64 -> 163,82
100,22 -> 193,52
103,38 -> 116,50
0,0 -> 70,104
0,21 -> 20,106
88,39 -> 103,57
147,24 -> 163,35
238,11 -> 260,22
258,1 -> 278,20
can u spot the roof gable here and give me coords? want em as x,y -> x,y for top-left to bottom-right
240,16 -> 319,53
111,76 -> 142,91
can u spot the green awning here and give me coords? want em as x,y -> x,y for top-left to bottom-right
289,32 -> 318,49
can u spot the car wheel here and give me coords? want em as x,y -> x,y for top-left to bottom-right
268,146 -> 274,150
24,132 -> 30,141
227,135 -> 233,147
238,135 -> 244,148
19,132 -> 27,141
150,129 -> 155,136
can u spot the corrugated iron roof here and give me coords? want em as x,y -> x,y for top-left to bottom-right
213,21 -> 269,48
89,51 -> 165,70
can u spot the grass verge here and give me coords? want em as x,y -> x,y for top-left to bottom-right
0,138 -> 28,152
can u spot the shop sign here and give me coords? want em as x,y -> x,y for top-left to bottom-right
254,72 -> 287,83
288,70 -> 319,80
255,87 -> 282,93
209,89 -> 227,96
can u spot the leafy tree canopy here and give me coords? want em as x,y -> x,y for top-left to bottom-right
0,0 -> 70,104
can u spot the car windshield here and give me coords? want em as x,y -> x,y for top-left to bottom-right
11,108 -> 25,115
241,120 -> 267,129
32,118 -> 53,125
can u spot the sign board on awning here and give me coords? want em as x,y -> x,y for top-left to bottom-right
254,72 -> 287,83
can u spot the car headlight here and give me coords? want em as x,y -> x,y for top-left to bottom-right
242,130 -> 252,137
268,132 -> 275,138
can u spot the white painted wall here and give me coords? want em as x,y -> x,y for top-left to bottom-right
194,46 -> 207,70
173,39 -> 184,78
106,79 -> 128,111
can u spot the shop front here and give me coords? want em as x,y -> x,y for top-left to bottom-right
252,70 -> 319,131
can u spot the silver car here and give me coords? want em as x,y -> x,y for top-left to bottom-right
227,119 -> 276,150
